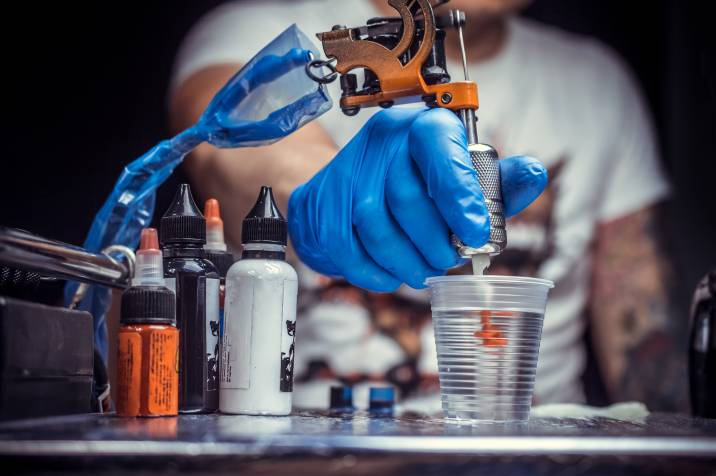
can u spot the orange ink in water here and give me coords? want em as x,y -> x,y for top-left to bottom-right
474,310 -> 510,347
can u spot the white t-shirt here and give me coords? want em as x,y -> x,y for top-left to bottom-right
173,0 -> 670,406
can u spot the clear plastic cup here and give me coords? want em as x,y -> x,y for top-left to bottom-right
426,275 -> 554,423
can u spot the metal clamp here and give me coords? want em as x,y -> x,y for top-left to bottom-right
0,227 -> 134,290
305,57 -> 339,84
68,245 -> 136,309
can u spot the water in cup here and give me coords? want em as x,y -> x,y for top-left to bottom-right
427,275 -> 553,423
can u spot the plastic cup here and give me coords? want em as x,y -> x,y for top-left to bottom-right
426,275 -> 554,423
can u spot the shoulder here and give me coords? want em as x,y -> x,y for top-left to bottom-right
514,17 -> 635,90
509,18 -> 644,128
187,0 -> 339,33
198,0 -> 330,20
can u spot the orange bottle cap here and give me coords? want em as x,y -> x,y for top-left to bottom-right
139,228 -> 160,252
204,199 -> 223,227
134,228 -> 164,286
204,198 -> 227,251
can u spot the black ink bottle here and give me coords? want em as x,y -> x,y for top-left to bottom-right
161,183 -> 219,413
689,270 -> 716,418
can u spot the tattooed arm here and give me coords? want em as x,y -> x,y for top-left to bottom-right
590,204 -> 689,411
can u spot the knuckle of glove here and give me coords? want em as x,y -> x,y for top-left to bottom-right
522,158 -> 549,190
353,194 -> 382,229
386,176 -> 421,210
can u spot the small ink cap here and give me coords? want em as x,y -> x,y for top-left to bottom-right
368,387 -> 395,412
204,198 -> 227,252
241,186 -> 287,245
133,228 -> 165,286
160,183 -> 206,246
330,386 -> 355,410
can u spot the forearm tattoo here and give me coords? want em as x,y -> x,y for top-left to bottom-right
590,205 -> 689,412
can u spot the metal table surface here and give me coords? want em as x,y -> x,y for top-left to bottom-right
0,411 -> 715,475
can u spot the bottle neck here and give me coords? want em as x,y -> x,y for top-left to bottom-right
241,243 -> 286,260
162,243 -> 205,259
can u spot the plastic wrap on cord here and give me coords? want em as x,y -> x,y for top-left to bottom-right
64,24 -> 332,362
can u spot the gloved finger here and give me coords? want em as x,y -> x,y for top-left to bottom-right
353,189 -> 442,289
408,108 -> 490,249
346,108 -> 438,290
499,155 -> 548,218
385,150 -> 460,270
332,232 -> 403,292
288,186 -> 342,277
290,182 -> 400,292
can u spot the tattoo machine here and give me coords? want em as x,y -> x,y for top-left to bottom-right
309,0 -> 505,273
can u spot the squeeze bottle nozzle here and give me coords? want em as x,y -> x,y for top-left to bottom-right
204,198 -> 227,252
133,228 -> 165,286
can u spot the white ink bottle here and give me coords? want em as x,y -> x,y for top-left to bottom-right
220,186 -> 297,415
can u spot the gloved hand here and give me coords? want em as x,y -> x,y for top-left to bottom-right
288,107 -> 548,292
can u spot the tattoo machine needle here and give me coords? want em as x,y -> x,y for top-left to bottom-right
449,10 -> 506,275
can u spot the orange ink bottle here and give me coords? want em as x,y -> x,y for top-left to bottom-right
116,228 -> 179,417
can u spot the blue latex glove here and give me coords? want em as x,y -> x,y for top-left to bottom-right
288,107 -> 548,292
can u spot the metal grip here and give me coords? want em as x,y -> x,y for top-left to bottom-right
471,143 -> 506,248
453,143 -> 507,257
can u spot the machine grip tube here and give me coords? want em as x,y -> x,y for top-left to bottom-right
471,144 -> 506,249
452,143 -> 507,257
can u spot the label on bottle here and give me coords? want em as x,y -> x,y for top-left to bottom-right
221,280 -> 253,389
280,284 -> 297,393
165,274 -> 220,409
117,332 -> 142,417
219,283 -> 225,339
117,328 -> 179,417
147,329 -> 180,415
206,278 -> 220,392
221,270 -> 297,394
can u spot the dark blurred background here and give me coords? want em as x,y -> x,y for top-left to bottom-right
1,1 -> 714,293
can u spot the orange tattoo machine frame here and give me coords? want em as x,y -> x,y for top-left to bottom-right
311,0 -> 478,116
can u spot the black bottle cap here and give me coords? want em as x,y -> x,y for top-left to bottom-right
205,250 -> 236,278
120,286 -> 175,325
160,184 -> 206,246
241,186 -> 287,245
330,386 -> 355,410
707,270 -> 716,296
